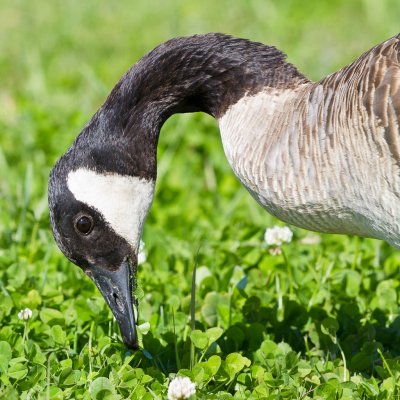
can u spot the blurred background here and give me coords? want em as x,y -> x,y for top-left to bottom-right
1,0 -> 399,237
0,0 -> 400,354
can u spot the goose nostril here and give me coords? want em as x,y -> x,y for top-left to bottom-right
112,292 -> 124,313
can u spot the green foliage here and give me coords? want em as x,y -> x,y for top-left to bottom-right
1,0 -> 400,398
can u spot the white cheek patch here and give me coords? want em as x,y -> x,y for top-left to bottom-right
67,168 -> 155,251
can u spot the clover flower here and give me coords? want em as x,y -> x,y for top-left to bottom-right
168,376 -> 196,400
268,247 -> 282,256
138,240 -> 146,264
18,308 -> 33,321
264,226 -> 293,247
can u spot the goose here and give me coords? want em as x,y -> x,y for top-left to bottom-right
48,33 -> 400,349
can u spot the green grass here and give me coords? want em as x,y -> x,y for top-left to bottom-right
1,0 -> 400,398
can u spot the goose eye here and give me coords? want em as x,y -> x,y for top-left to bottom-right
75,216 -> 93,235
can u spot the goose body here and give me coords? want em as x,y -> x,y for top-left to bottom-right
219,37 -> 400,247
48,33 -> 400,348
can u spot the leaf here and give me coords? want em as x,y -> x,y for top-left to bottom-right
48,386 -> 63,399
24,340 -> 46,365
381,377 -> 396,393
0,386 -> 18,399
251,365 -> 265,382
89,377 -> 116,400
60,359 -> 73,369
24,289 -> 42,308
196,266 -> 212,286
321,317 -> 339,343
51,325 -> 66,344
259,340 -> 277,357
243,248 -> 261,265
190,330 -> 209,349
345,270 -> 361,297
206,355 -> 221,375
285,351 -> 299,369
0,341 -> 12,372
314,383 -> 337,399
59,367 -> 79,386
167,294 -> 180,310
8,362 -> 28,380
177,369 -> 194,380
27,365 -> 46,386
277,342 -> 293,354
206,327 -> 223,344
137,322 -> 151,335
39,308 -> 65,325
201,292 -> 230,326
192,364 -> 207,383
224,353 -> 251,379
376,280 -> 398,311
350,352 -> 373,371
229,265 -> 245,288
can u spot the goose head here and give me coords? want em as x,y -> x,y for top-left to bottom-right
48,33 -> 308,349
49,160 -> 154,348
49,151 -> 155,349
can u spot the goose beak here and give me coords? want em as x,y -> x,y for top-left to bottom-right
86,258 -> 138,349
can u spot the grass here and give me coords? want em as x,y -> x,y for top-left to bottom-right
1,0 -> 400,398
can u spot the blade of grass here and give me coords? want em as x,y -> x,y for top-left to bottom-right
172,308 -> 181,370
190,246 -> 200,370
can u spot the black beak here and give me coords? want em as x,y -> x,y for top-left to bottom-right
86,258 -> 138,350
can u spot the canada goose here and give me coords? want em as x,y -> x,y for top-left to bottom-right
48,33 -> 400,349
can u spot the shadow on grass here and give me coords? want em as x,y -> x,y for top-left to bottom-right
134,295 -> 400,378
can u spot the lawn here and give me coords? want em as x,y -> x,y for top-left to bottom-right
1,0 -> 400,398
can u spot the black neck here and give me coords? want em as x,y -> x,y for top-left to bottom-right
73,34 -> 308,179
109,33 -> 307,119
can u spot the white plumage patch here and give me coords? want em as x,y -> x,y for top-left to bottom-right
218,89 -> 298,171
67,168 -> 154,251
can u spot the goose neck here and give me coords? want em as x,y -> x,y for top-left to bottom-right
74,34 -> 309,179
103,34 -> 309,130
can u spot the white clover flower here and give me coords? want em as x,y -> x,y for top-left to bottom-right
264,226 -> 293,246
269,247 -> 282,256
18,308 -> 32,321
168,376 -> 196,400
138,240 -> 146,264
